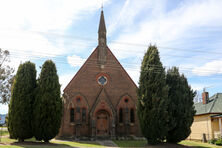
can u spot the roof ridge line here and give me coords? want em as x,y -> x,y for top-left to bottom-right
209,93 -> 218,113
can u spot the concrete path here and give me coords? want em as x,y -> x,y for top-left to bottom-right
97,140 -> 118,147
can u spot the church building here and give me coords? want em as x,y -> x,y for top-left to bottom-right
59,10 -> 140,138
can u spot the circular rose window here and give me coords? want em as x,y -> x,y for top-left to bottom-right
98,76 -> 107,85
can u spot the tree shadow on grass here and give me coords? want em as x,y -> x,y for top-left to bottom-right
189,146 -> 212,148
10,141 -> 75,148
1,136 -> 102,148
115,142 -> 212,148
144,144 -> 212,148
146,143 -> 190,148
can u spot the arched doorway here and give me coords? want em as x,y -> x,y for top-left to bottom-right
96,110 -> 110,136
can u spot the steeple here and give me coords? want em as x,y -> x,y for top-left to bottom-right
98,10 -> 107,66
98,10 -> 107,46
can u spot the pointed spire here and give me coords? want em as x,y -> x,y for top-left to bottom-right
98,10 -> 107,46
98,9 -> 107,66
98,10 -> 106,33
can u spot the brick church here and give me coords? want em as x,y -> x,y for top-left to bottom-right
59,10 -> 140,138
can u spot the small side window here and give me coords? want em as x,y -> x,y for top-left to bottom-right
82,108 -> 86,122
130,108 -> 135,123
70,108 -> 74,123
124,98 -> 129,103
76,97 -> 81,103
119,108 -> 123,123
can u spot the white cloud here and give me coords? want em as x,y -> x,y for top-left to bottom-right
0,30 -> 62,55
109,0 -> 222,60
59,73 -> 76,92
125,68 -> 140,85
191,84 -> 205,91
192,60 -> 222,76
108,0 -> 153,35
0,0 -> 110,69
0,0 -> 110,32
0,104 -> 8,114
67,54 -> 86,68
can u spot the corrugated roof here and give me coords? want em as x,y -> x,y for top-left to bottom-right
194,93 -> 222,115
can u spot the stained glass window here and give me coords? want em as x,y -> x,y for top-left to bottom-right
98,76 -> 107,85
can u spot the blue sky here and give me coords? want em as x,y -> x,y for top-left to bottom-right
1,0 -> 222,114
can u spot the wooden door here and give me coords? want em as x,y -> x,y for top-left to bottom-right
96,111 -> 109,136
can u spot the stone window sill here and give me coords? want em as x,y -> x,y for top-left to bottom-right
70,123 -> 75,126
130,123 -> 134,126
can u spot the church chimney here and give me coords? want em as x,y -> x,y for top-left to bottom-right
98,10 -> 107,66
202,91 -> 209,104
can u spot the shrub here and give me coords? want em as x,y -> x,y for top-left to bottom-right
215,137 -> 222,146
208,139 -> 217,144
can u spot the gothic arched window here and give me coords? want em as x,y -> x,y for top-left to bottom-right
70,108 -> 74,123
130,108 -> 135,123
82,108 -> 86,122
119,108 -> 123,123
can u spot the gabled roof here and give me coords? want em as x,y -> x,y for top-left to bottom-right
195,93 -> 222,115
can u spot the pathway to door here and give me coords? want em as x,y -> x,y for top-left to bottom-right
97,140 -> 118,147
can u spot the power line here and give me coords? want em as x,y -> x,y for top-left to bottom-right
1,29 -> 222,55
8,53 -> 222,77
25,30 -> 222,55
3,45 -> 222,64
6,51 -> 222,74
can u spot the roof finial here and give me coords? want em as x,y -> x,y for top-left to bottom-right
101,0 -> 103,11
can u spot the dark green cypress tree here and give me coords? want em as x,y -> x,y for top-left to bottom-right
33,60 -> 62,142
137,45 -> 169,144
8,61 -> 36,142
166,67 -> 196,143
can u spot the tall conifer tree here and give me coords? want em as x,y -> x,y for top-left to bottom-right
137,45 -> 169,144
166,67 -> 196,143
33,60 -> 62,142
8,61 -> 36,142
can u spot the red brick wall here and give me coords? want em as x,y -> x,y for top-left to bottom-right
59,46 -> 141,137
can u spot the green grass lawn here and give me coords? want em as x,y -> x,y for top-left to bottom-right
52,140 -> 104,147
0,136 -> 104,148
113,140 -> 147,147
1,136 -> 222,148
0,130 -> 9,136
180,140 -> 222,148
113,140 -> 222,147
